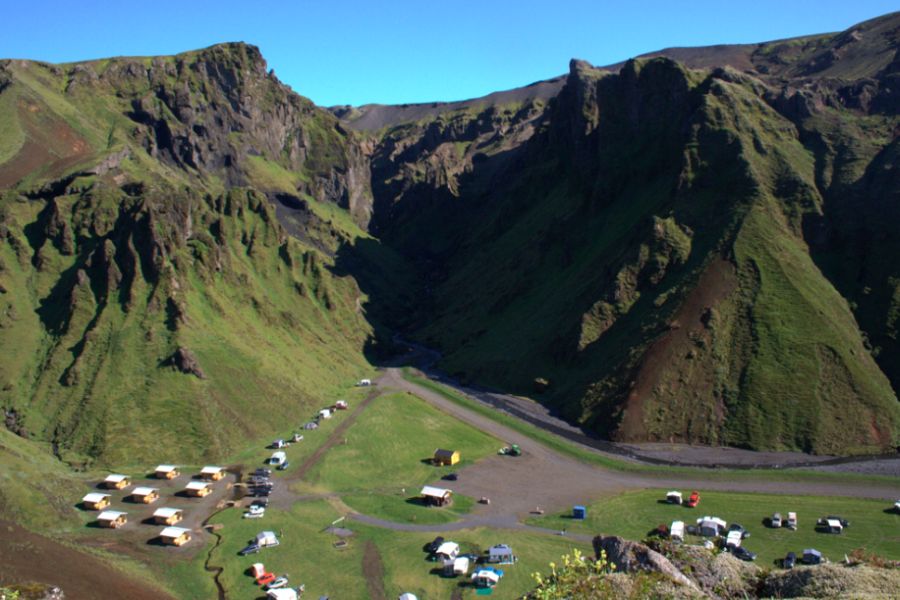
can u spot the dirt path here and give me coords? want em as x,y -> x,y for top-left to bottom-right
0,520 -> 173,600
362,540 -> 387,600
378,368 -> 900,522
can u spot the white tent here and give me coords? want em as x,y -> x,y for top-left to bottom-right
670,520 -> 685,541
398,594 -> 418,600
697,516 -> 726,537
256,531 -> 279,547
269,451 -> 287,465
452,556 -> 470,575
665,491 -> 683,504
487,544 -> 515,564
318,408 -> 332,419
435,541 -> 459,559
267,589 -> 297,600
825,518 -> 843,533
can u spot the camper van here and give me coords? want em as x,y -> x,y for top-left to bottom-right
268,451 -> 287,467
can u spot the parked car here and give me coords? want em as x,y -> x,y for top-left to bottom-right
239,543 -> 261,556
733,546 -> 757,562
243,505 -> 266,519
685,491 -> 700,508
425,536 -> 445,554
728,523 -> 750,539
823,515 -> 849,528
783,551 -> 797,569
253,468 -> 272,477
265,577 -> 289,590
250,498 -> 269,509
277,460 -> 289,471
770,513 -> 782,528
442,473 -> 459,481
256,572 -> 276,586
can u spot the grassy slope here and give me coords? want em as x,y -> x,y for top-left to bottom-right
526,489 -> 900,567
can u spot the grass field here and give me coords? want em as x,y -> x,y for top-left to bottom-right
299,391 -> 499,522
403,370 -> 899,486
526,489 -> 900,567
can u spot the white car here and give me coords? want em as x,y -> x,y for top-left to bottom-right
243,505 -> 266,519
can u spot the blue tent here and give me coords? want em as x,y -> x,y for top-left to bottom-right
573,505 -> 586,520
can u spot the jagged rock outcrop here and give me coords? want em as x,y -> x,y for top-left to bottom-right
593,535 -> 701,593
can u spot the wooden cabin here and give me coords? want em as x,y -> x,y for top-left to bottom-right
131,487 -> 160,504
199,466 -> 225,481
154,465 -> 180,480
184,481 -> 211,497
433,449 -> 460,466
159,526 -> 191,546
82,493 -> 111,510
97,510 -> 128,529
420,485 -> 453,507
152,507 -> 184,525
103,474 -> 131,490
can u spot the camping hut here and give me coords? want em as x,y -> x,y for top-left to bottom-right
200,466 -> 225,481
82,493 -> 111,510
131,487 -> 160,504
159,526 -> 191,546
155,465 -> 180,479
471,568 -> 503,588
184,481 -> 212,497
572,505 -> 586,520
433,449 -> 460,466
487,544 -> 516,564
420,485 -> 453,507
670,520 -> 685,542
666,491 -> 683,505
435,541 -> 460,561
153,507 -> 184,525
103,474 -> 131,490
97,510 -> 127,528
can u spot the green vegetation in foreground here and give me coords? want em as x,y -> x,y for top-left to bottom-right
207,499 -> 591,600
403,370 -> 900,485
526,489 -> 900,566
300,391 -> 498,522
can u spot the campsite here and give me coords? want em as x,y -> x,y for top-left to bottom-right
53,369 -> 899,599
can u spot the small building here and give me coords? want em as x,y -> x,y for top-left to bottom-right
159,526 -> 191,546
155,465 -> 180,479
487,544 -> 516,564
97,510 -> 127,528
184,481 -> 212,497
670,520 -> 685,542
104,474 -> 131,490
433,449 -> 460,466
82,493 -> 111,510
131,487 -> 160,504
420,485 -> 453,507
435,541 -> 460,561
334,400 -> 349,410
471,567 -> 503,588
153,507 -> 184,525
200,466 -> 225,481
269,451 -> 287,466
572,505 -> 586,520
318,408 -> 333,420
665,491 -> 683,505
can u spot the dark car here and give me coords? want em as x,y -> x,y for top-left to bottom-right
253,468 -> 272,477
728,523 -> 750,539
239,543 -> 260,556
783,552 -> 797,569
442,473 -> 458,481
250,498 -> 269,509
277,461 -> 289,471
425,536 -> 445,554
733,546 -> 757,562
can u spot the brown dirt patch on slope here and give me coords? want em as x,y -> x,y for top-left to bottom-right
0,520 -> 172,600
618,258 -> 737,441
362,539 -> 387,600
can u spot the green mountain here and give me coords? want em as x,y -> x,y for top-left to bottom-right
2,12 -> 900,471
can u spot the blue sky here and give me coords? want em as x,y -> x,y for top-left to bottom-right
1,1 -> 896,106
